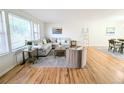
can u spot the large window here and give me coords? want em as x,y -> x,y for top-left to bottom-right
9,14 -> 32,50
33,23 -> 40,40
0,11 -> 41,55
0,11 -> 8,55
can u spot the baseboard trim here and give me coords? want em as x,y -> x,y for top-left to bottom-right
0,64 -> 17,77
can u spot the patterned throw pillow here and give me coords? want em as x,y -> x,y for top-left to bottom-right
47,39 -> 51,43
42,39 -> 47,44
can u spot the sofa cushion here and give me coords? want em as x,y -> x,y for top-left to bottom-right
57,39 -> 61,43
42,43 -> 52,50
50,37 -> 71,48
50,38 -> 57,43
61,39 -> 65,44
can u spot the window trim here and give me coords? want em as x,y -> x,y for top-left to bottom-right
0,11 -> 9,55
11,45 -> 25,53
33,23 -> 40,41
0,11 -> 41,55
0,52 -> 9,57
8,13 -> 33,51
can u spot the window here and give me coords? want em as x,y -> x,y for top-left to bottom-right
33,23 -> 40,40
9,14 -> 32,50
0,11 -> 8,55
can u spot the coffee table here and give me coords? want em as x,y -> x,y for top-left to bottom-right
54,47 -> 66,57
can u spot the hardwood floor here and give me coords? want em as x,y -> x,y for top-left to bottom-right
1,47 -> 124,84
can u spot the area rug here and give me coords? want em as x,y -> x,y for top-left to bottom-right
96,47 -> 124,61
31,50 -> 76,68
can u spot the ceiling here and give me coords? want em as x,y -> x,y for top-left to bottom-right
23,9 -> 124,23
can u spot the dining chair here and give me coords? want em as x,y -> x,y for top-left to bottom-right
108,39 -> 121,53
119,43 -> 124,54
70,40 -> 77,47
108,39 -> 115,51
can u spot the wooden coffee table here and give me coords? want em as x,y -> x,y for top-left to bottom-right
54,47 -> 66,57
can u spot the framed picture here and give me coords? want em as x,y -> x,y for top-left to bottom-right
106,27 -> 115,35
52,27 -> 62,34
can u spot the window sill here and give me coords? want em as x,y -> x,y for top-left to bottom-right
0,52 -> 9,57
12,46 -> 25,54
0,46 -> 25,57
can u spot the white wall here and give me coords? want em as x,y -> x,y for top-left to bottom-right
0,10 -> 45,77
45,18 -> 124,46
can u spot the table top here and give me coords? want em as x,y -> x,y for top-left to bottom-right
23,47 -> 36,52
23,45 -> 43,52
114,40 -> 124,43
54,47 -> 66,51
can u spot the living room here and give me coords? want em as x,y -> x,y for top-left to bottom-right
1,9 -> 124,84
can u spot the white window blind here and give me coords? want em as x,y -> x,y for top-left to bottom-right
33,23 -> 40,40
0,11 -> 8,55
9,14 -> 32,51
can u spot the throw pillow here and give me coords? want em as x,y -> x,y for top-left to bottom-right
42,39 -> 47,44
46,38 -> 51,43
57,39 -> 61,43
61,39 -> 65,44
51,38 -> 57,43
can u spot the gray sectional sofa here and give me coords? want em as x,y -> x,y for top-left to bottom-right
38,37 -> 71,56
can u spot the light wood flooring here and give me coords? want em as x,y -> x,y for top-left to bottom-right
1,47 -> 124,84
